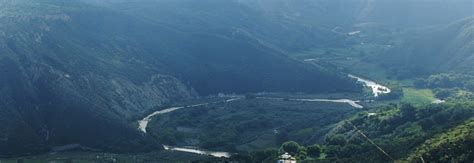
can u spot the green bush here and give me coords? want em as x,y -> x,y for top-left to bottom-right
307,144 -> 322,158
281,141 -> 301,154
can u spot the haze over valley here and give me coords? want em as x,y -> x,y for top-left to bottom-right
0,0 -> 473,162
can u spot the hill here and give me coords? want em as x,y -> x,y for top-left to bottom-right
0,0 -> 360,156
215,101 -> 474,162
321,101 -> 474,162
405,118 -> 474,162
379,18 -> 474,78
236,0 -> 473,28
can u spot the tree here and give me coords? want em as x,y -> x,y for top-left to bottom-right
276,131 -> 289,145
281,141 -> 300,154
307,144 -> 322,158
466,80 -> 474,92
414,78 -> 427,88
296,146 -> 308,160
434,88 -> 455,99
251,148 -> 278,162
326,134 -> 346,146
400,103 -> 416,120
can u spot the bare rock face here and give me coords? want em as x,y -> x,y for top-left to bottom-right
0,53 -> 197,156
0,0 -> 363,156
0,1 -> 196,155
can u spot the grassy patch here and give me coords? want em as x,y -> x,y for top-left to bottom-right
402,88 -> 437,105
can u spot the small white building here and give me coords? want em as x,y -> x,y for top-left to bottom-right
368,112 -> 377,118
278,153 -> 297,163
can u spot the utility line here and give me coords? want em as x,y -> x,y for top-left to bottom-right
345,120 -> 396,162
420,156 -> 426,163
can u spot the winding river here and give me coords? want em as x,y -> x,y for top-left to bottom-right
137,74 -> 390,158
138,98 -> 242,133
257,97 -> 364,109
348,74 -> 391,97
136,98 -> 240,158
163,145 -> 231,158
294,98 -> 364,109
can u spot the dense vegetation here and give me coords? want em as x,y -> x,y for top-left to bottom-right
196,101 -> 474,162
197,141 -> 326,163
0,0 -> 472,161
414,73 -> 474,100
405,118 -> 474,162
379,18 -> 474,78
0,0 -> 361,156
322,101 -> 474,162
148,98 -> 356,152
0,151 -> 209,163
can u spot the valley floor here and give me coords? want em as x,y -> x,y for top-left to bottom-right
3,24 -> 472,163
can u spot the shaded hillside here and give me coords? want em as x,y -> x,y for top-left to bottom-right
80,0 -> 362,95
87,0 -> 341,53
351,0 -> 473,27
0,0 -> 361,156
0,0 -> 193,156
380,18 -> 474,78
236,0 -> 473,28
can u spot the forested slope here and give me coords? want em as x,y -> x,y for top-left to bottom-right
380,18 -> 474,77
0,0 -> 360,156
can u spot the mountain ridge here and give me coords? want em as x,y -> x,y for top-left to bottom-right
0,0 -> 361,156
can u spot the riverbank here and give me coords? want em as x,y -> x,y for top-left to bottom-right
135,74 -> 391,157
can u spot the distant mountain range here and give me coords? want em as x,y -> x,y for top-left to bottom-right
380,17 -> 474,77
0,0 -> 359,156
236,0 -> 473,27
0,0 -> 472,157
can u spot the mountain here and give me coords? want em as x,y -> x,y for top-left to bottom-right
2,0 -> 471,158
83,0 -> 342,52
231,0 -> 474,77
236,0 -> 473,28
0,0 -> 193,155
405,118 -> 474,162
0,0 -> 360,156
307,102 -> 474,162
211,101 -> 474,163
81,0 -> 362,95
379,18 -> 474,78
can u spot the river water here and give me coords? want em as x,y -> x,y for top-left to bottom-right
138,98 -> 242,133
257,97 -> 364,109
137,74 -> 390,157
163,145 -> 231,158
294,98 -> 364,108
137,98 -> 241,158
348,74 -> 391,97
